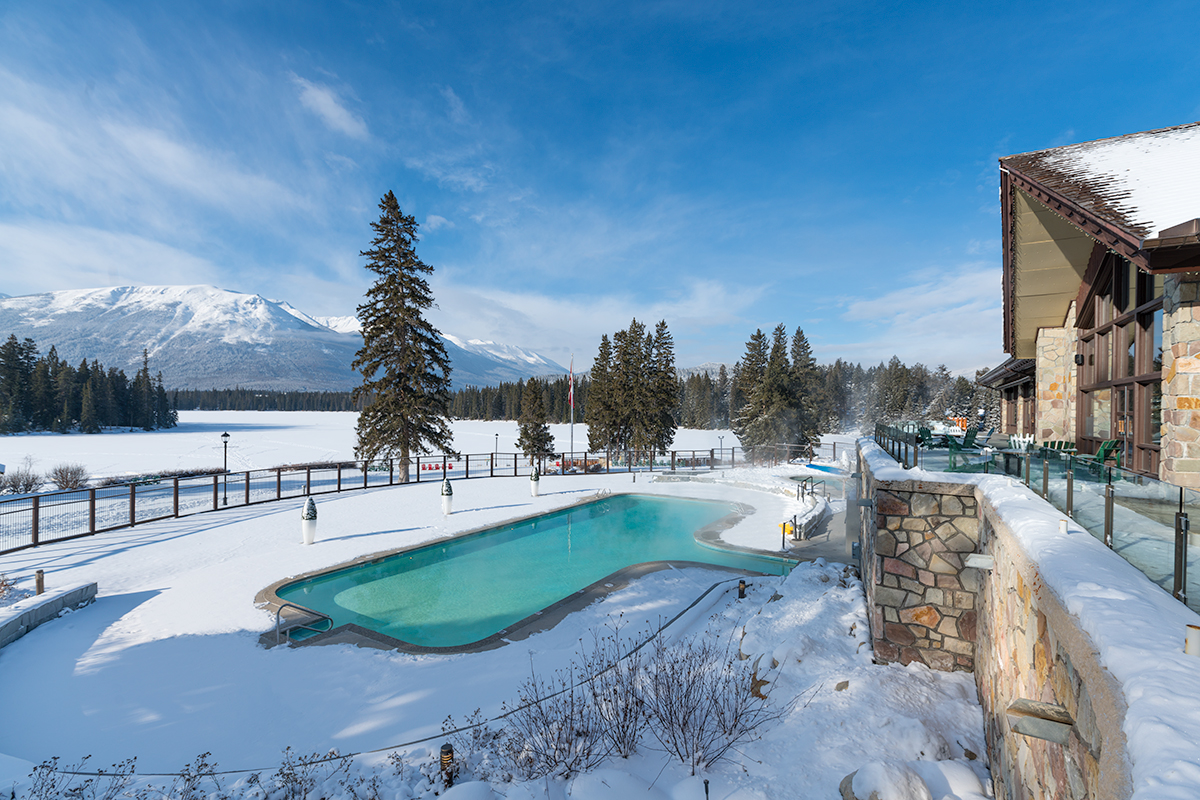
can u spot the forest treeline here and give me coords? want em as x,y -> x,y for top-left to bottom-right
0,335 -> 177,434
172,389 -> 364,412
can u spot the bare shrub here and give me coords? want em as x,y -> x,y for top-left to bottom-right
271,747 -> 352,800
580,617 -> 649,758
162,752 -> 226,800
502,663 -> 609,779
26,756 -> 136,800
640,633 -> 792,774
0,573 -> 14,600
2,457 -> 43,495
442,708 -> 511,783
49,463 -> 90,490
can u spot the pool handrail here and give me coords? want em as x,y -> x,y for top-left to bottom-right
275,601 -> 334,645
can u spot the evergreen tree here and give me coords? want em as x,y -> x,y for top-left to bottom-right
649,320 -> 678,453
516,378 -> 555,461
730,329 -> 768,446
80,379 -> 101,434
586,334 -> 616,451
351,191 -> 455,481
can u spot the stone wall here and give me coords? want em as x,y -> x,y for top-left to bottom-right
975,500 -> 1131,800
860,456 -> 980,672
1035,301 -> 1077,443
858,441 -> 1133,800
1161,273 -> 1200,487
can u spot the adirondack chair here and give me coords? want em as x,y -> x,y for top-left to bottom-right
1076,439 -> 1122,472
976,427 -> 996,448
918,427 -> 946,448
960,427 -> 979,449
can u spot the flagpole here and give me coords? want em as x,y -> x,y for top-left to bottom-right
569,355 -> 574,464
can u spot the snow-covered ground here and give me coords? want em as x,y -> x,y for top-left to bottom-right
0,413 -> 736,482
0,418 -> 988,799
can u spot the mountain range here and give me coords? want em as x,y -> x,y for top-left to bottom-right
0,285 -> 568,391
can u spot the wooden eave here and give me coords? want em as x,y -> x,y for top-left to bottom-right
1002,162 -> 1200,354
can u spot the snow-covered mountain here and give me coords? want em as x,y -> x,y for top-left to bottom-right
0,286 -> 567,391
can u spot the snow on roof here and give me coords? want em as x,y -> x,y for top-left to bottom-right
1002,121 -> 1200,240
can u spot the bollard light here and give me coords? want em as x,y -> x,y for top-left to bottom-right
440,743 -> 454,787
704,780 -> 710,800
738,579 -> 746,599
1187,625 -> 1200,657
35,569 -> 44,595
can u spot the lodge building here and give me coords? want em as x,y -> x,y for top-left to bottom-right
981,122 -> 1200,486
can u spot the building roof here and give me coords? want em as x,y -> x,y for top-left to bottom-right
1001,122 -> 1200,356
1002,121 -> 1200,241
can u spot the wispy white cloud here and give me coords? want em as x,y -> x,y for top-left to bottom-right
0,221 -> 224,297
820,265 -> 1004,373
424,214 -> 454,231
427,277 -> 766,369
439,86 -> 469,125
292,75 -> 368,140
0,68 -> 304,235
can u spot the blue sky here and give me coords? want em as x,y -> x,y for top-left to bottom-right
2,1 -> 1198,373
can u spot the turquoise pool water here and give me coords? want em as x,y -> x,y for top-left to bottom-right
795,464 -> 846,476
276,494 -> 791,648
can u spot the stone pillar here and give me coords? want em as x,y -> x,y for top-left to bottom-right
1161,274 -> 1200,487
860,465 -> 981,672
1034,301 -> 1077,442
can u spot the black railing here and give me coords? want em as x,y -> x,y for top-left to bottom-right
0,447 -> 749,555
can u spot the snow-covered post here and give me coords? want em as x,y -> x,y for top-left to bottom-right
441,477 -> 453,515
530,465 -> 540,497
301,497 -> 317,545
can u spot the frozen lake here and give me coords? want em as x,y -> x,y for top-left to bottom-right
0,412 -> 738,482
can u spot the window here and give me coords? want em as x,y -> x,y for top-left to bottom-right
1077,254 -> 1164,475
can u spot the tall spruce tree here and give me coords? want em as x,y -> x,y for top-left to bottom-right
730,329 -> 768,447
587,334 -> 616,451
516,378 -> 555,462
649,320 -> 678,453
352,191 -> 455,481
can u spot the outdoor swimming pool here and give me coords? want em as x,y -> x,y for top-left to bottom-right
275,494 -> 792,649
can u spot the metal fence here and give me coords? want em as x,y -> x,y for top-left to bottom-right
0,447 -> 749,555
875,435 -> 1200,614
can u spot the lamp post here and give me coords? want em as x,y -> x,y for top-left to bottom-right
495,433 -> 499,454
221,431 -> 230,506
719,435 -> 724,462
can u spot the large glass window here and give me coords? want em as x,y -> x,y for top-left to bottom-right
1077,254 -> 1164,475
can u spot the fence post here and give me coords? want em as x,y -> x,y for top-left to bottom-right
490,454 -> 494,478
1042,454 -> 1049,498
390,459 -> 395,485
277,470 -> 282,500
466,455 -> 470,479
1104,484 -> 1115,548
213,475 -> 218,509
337,465 -> 342,493
416,457 -> 421,482
584,451 -> 589,475
31,495 -> 39,546
1066,458 -> 1074,517
671,451 -> 676,471
1023,454 -> 1030,486
89,488 -> 96,533
244,471 -> 250,505
174,477 -> 180,517
363,463 -> 368,489
306,467 -> 311,495
514,455 -> 517,477
1174,512 -> 1190,602
129,484 -> 136,527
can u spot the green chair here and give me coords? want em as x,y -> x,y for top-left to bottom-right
918,427 -> 946,448
1075,439 -> 1122,472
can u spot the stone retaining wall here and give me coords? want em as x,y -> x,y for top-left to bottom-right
975,504 -> 1129,800
858,442 -> 1132,799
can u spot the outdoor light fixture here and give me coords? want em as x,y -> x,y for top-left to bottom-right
440,743 -> 454,787
221,431 -> 230,506
1074,354 -> 1085,366
738,579 -> 746,599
